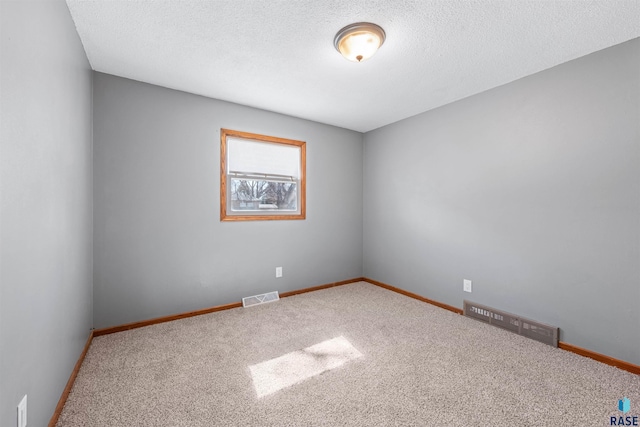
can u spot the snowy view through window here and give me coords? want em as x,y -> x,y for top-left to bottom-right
230,178 -> 297,211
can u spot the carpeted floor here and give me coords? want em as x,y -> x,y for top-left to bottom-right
57,282 -> 640,426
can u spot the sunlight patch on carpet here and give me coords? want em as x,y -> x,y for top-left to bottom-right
249,335 -> 363,398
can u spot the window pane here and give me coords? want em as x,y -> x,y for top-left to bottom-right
229,178 -> 298,212
221,128 -> 306,221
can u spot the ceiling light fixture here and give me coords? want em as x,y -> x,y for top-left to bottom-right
334,22 -> 386,62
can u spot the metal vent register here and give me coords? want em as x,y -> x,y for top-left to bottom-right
242,291 -> 280,308
463,300 -> 559,347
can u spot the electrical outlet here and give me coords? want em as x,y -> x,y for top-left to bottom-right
275,267 -> 283,278
17,395 -> 27,427
463,279 -> 472,293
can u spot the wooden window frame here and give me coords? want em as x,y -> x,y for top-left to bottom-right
220,128 -> 306,221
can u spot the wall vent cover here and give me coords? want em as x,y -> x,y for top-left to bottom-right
463,300 -> 559,347
243,291 -> 280,308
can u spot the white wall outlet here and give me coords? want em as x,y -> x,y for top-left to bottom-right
463,279 -> 472,293
17,395 -> 27,427
275,267 -> 282,278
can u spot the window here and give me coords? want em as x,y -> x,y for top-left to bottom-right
220,129 -> 306,221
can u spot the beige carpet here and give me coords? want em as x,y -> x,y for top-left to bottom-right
57,282 -> 640,426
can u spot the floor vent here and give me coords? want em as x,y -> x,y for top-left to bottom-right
242,291 -> 280,308
463,300 -> 559,347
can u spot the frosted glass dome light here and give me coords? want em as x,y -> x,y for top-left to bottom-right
334,22 -> 386,62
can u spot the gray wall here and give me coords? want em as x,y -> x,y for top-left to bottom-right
0,1 -> 93,426
363,39 -> 640,365
93,73 -> 363,328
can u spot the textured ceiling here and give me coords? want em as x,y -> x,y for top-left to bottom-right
66,1 -> 640,133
